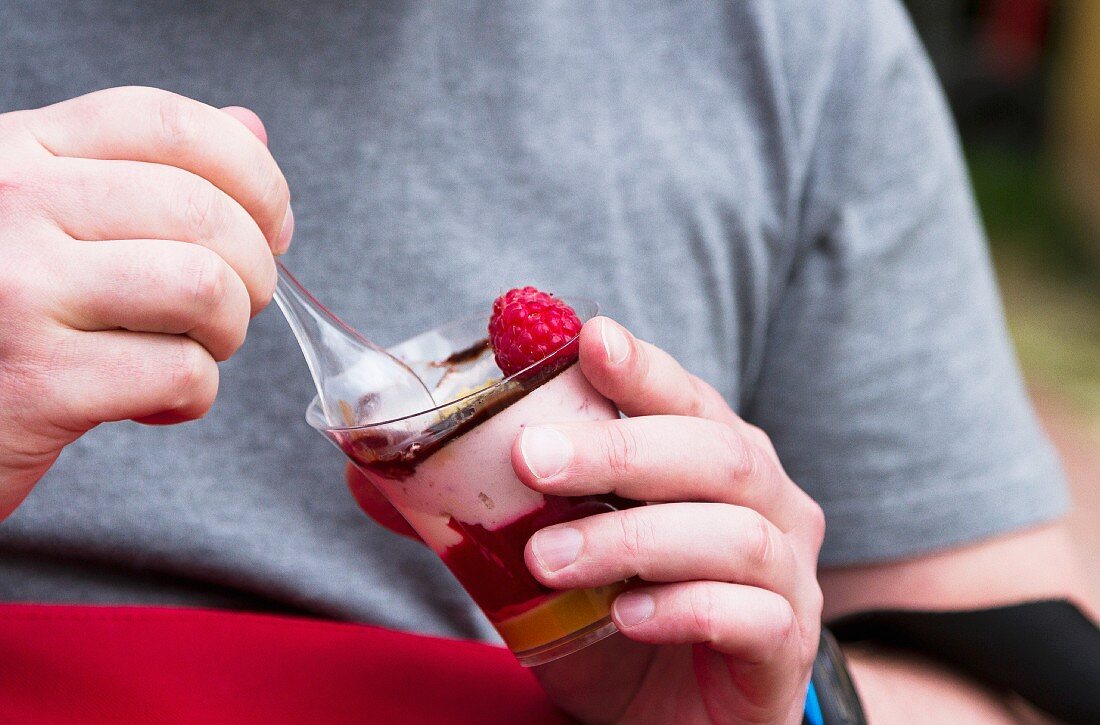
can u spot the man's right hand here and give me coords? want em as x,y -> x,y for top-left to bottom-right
0,86 -> 292,520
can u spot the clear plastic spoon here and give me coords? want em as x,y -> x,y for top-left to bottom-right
272,261 -> 436,427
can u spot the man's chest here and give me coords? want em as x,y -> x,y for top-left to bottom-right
0,0 -> 794,404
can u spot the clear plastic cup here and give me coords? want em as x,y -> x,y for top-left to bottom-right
307,299 -> 639,666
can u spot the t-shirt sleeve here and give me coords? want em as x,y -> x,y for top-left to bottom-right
746,0 -> 1070,566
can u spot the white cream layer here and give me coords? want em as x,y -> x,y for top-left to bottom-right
370,365 -> 616,553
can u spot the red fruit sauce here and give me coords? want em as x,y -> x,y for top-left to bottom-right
438,493 -> 639,622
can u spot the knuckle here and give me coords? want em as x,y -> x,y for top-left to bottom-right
259,166 -> 289,218
101,85 -> 156,105
231,315 -> 250,355
686,586 -> 718,638
248,160 -> 289,239
718,424 -> 756,482
164,338 -> 213,408
218,280 -> 252,360
62,88 -> 116,129
803,497 -> 826,548
615,510 -> 655,560
180,248 -> 228,313
685,375 -> 714,419
603,423 -> 640,478
90,86 -> 144,110
181,179 -> 228,241
241,239 -> 276,314
256,255 -> 276,308
804,582 -> 825,626
153,91 -> 199,152
167,338 -> 204,392
766,598 -> 799,654
742,422 -> 773,451
742,512 -> 777,569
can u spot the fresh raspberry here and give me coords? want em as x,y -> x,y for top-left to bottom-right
488,287 -> 582,377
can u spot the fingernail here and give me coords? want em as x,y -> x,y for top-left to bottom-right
531,527 -> 583,572
520,427 -> 572,480
614,592 -> 655,627
600,319 -> 629,365
274,203 -> 294,255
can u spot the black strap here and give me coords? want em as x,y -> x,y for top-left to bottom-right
808,628 -> 867,725
829,599 -> 1100,724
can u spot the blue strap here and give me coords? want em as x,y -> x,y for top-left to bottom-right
803,681 -> 824,725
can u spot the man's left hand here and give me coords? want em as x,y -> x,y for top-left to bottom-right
517,317 -> 825,724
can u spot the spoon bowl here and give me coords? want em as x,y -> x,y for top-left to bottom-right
272,261 -> 436,427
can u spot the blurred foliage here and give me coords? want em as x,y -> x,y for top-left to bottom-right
967,144 -> 1093,278
998,251 -> 1100,415
906,0 -> 1100,414
969,143 -> 1100,415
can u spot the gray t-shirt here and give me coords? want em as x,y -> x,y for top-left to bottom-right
0,0 -> 1068,641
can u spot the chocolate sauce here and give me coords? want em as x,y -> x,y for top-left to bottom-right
338,355 -> 573,480
432,337 -> 491,367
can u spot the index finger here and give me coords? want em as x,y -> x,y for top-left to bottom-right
28,87 -> 291,249
579,316 -> 738,425
513,416 -> 812,533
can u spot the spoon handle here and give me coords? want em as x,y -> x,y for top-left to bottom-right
274,261 -> 385,353
272,261 -> 436,426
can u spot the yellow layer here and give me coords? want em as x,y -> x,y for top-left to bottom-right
493,583 -> 624,654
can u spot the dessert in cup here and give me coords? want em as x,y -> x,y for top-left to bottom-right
306,288 -> 639,666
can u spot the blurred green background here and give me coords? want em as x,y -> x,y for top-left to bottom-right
907,0 -> 1100,416
905,0 -> 1100,596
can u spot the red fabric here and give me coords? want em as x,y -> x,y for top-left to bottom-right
0,604 -> 575,724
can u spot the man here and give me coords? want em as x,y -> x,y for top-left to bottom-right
1,0 -> 1094,721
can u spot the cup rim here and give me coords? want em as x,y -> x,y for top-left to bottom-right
306,296 -> 597,433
